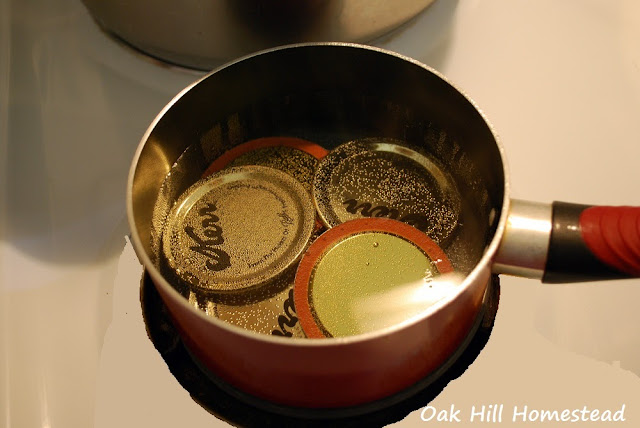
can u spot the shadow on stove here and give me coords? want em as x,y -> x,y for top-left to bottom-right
140,272 -> 499,427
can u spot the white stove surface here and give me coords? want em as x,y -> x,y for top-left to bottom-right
2,1 -> 640,427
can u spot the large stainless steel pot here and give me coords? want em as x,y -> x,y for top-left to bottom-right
81,0 -> 435,70
127,43 -> 640,412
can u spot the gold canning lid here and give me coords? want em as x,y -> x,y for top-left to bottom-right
313,138 -> 461,246
187,284 -> 305,338
294,218 -> 456,338
162,165 -> 316,304
182,223 -> 327,336
202,137 -> 329,193
226,145 -> 318,192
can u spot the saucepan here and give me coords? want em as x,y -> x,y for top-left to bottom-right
127,43 -> 640,414
81,0 -> 436,69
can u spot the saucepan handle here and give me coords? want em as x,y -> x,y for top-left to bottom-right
492,199 -> 640,283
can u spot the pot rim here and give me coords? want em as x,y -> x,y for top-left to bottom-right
126,42 -> 512,347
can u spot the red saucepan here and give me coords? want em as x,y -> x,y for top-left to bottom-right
127,43 -> 640,414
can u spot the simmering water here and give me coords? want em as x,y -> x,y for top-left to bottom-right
150,128 -> 486,338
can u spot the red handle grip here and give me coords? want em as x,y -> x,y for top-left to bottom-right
543,203 -> 640,283
580,206 -> 640,276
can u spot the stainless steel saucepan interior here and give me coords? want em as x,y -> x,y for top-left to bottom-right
127,43 -> 640,412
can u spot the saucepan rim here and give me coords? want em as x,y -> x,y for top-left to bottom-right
126,42 -> 511,346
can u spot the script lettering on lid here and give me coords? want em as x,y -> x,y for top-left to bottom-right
184,202 -> 231,271
271,289 -> 299,337
342,198 -> 430,232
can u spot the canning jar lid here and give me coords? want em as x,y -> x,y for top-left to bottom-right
294,218 -> 455,338
203,136 -> 329,180
162,165 -> 316,303
186,284 -> 305,338
313,138 -> 461,246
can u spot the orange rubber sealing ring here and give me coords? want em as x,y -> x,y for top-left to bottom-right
294,218 -> 454,338
203,136 -> 329,178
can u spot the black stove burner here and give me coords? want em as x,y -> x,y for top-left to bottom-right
140,273 -> 500,427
